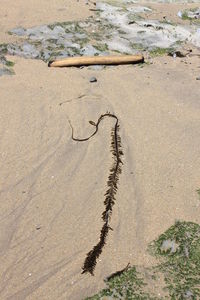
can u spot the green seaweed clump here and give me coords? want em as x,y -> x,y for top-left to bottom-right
85,266 -> 157,300
149,221 -> 200,299
0,43 -> 8,55
5,60 -> 15,67
149,47 -> 174,57
85,221 -> 200,299
180,9 -> 200,24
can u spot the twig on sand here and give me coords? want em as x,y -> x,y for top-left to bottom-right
59,94 -> 86,106
105,263 -> 131,281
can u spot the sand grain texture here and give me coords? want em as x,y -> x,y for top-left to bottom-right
0,1 -> 200,299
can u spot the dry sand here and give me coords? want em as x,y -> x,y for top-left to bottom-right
0,1 -> 200,299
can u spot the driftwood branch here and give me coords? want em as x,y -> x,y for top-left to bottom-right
48,55 -> 144,67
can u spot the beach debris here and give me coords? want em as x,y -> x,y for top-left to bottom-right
89,76 -> 97,82
69,113 -> 123,275
196,76 -> 200,80
48,54 -> 144,67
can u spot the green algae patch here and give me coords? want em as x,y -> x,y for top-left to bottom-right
85,266 -> 158,300
5,60 -> 15,67
179,8 -> 200,24
149,47 -> 174,57
0,55 -> 14,66
181,11 -> 193,21
85,221 -> 200,299
0,43 -> 8,55
93,43 -> 109,52
149,221 -> 200,299
0,55 -> 15,76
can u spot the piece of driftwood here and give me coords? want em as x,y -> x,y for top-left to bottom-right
48,54 -> 144,67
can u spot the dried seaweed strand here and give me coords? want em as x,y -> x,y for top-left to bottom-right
69,113 -> 123,275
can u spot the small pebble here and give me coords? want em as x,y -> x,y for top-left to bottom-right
36,225 -> 41,230
196,76 -> 200,80
89,76 -> 97,83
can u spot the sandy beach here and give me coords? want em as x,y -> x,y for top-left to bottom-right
0,1 -> 200,299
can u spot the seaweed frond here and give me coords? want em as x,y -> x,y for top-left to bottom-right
69,113 -> 123,275
79,113 -> 123,275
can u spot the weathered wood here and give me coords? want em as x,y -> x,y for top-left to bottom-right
48,54 -> 144,67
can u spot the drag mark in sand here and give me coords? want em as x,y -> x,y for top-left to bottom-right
69,113 -> 123,275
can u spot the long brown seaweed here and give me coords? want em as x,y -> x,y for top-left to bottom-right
69,113 -> 123,275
